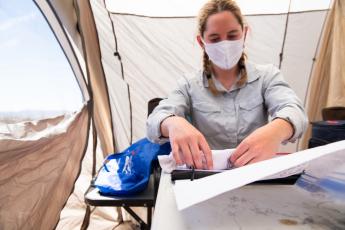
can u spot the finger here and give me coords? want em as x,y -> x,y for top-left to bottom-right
248,154 -> 272,165
230,141 -> 250,163
247,156 -> 262,165
171,141 -> 182,165
189,141 -> 203,169
233,149 -> 254,167
180,142 -> 194,167
198,137 -> 213,170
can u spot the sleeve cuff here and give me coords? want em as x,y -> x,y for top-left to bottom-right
273,106 -> 306,144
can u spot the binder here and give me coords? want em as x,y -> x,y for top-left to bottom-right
171,169 -> 301,185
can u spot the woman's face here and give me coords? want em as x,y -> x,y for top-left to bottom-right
199,11 -> 245,44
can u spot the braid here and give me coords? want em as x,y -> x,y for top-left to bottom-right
203,51 -> 219,96
237,52 -> 247,86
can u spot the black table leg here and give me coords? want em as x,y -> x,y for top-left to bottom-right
147,206 -> 152,229
123,206 -> 154,230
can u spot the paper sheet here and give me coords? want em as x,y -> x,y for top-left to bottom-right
158,149 -> 235,173
173,140 -> 345,210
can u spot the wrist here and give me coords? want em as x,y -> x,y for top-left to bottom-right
160,115 -> 176,137
268,118 -> 294,142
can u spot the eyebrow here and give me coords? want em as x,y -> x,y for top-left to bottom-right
208,29 -> 239,38
208,33 -> 220,38
227,29 -> 239,34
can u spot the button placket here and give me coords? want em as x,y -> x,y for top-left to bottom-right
222,93 -> 237,143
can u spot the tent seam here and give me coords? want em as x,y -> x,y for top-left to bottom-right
103,0 -> 133,145
107,9 -> 329,19
278,0 -> 292,69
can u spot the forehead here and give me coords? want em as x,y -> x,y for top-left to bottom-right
205,11 -> 241,33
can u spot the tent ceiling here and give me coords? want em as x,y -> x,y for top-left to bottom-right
105,0 -> 331,17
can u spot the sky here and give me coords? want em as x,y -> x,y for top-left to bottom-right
0,0 -> 83,116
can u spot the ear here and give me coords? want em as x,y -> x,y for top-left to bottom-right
196,35 -> 204,49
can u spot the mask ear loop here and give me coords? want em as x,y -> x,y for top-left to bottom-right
243,26 -> 248,48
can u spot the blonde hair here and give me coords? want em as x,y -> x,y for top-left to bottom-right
198,0 -> 247,96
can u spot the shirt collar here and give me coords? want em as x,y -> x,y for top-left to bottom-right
202,61 -> 261,92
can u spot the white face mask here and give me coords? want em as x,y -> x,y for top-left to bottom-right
203,37 -> 244,70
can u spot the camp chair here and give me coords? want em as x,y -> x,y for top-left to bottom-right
84,98 -> 163,230
322,106 -> 345,120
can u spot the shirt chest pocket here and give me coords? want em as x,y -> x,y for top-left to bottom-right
191,102 -> 223,137
238,98 -> 267,128
239,98 -> 264,111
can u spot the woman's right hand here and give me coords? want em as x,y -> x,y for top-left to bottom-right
161,116 -> 213,169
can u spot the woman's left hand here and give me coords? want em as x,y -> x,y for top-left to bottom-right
230,118 -> 294,167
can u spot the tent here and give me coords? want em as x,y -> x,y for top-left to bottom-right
1,0 -> 344,229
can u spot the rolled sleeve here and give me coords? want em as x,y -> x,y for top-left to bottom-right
146,111 -> 173,144
263,65 -> 308,143
274,105 -> 308,143
146,77 -> 190,144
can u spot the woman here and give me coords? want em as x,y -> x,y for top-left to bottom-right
146,0 -> 308,170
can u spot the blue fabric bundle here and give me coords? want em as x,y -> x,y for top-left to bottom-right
94,138 -> 171,195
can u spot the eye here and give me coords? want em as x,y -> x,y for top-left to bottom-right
227,35 -> 238,40
227,34 -> 238,40
207,34 -> 220,43
210,38 -> 220,43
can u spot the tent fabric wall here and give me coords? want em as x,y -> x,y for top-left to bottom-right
0,1 -> 94,230
57,131 -> 130,230
327,0 -> 345,106
0,107 -> 89,230
1,1 -> 94,230
56,129 -> 142,229
74,0 -> 115,155
301,0 -> 345,148
50,0 -> 83,54
90,0 -> 132,152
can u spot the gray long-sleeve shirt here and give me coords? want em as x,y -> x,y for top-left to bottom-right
146,61 -> 308,150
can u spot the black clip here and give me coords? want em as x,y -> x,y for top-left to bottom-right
190,166 -> 195,181
114,51 -> 122,61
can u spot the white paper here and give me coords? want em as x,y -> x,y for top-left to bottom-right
173,140 -> 345,210
158,149 -> 234,173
